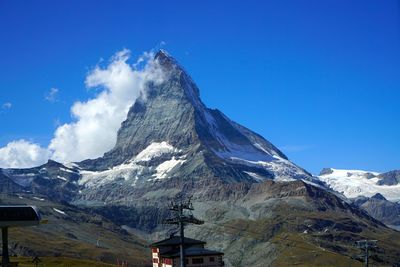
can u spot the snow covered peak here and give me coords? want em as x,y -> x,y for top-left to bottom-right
78,50 -> 311,185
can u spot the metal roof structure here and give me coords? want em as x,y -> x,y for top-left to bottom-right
150,236 -> 206,247
0,205 -> 41,227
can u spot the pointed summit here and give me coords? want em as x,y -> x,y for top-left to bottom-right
152,49 -> 201,105
371,193 -> 387,201
154,49 -> 171,59
154,49 -> 177,69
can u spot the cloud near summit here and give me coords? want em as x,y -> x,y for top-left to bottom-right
0,49 -> 166,168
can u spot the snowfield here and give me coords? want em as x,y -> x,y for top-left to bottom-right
79,162 -> 143,187
318,168 -> 400,201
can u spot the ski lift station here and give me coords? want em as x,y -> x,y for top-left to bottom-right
0,206 -> 41,267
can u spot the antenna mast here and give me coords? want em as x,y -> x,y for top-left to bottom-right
163,196 -> 204,267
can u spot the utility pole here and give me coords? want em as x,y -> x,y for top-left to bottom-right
163,196 -> 204,267
2,227 -> 9,267
356,240 -> 377,267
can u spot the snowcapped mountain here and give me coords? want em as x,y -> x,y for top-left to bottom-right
318,168 -> 400,201
74,50 -> 312,200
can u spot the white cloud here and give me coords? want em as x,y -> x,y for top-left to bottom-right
0,48 -> 166,168
49,49 -> 165,163
2,102 -> 12,109
0,140 -> 51,168
45,88 -> 59,102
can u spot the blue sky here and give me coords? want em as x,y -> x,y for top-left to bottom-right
0,0 -> 399,173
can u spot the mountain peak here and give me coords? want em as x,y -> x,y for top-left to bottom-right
152,49 -> 201,104
154,49 -> 177,68
79,50 -> 310,184
155,49 -> 171,59
371,193 -> 387,201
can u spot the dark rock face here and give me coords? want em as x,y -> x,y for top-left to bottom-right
371,193 -> 386,201
377,170 -> 400,185
319,168 -> 334,176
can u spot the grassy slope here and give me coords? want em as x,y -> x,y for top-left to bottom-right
271,233 -> 363,267
1,194 -> 151,267
188,200 -> 400,267
10,256 -> 116,267
227,211 -> 400,266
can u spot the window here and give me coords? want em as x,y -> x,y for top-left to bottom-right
210,256 -> 215,262
152,248 -> 158,253
192,258 -> 204,264
153,258 -> 159,263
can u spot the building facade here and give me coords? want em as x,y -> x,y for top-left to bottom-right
151,235 -> 224,267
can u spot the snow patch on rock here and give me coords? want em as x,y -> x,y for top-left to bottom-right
53,208 -> 67,215
243,171 -> 265,182
60,167 -> 78,174
154,156 -> 186,179
57,175 -> 68,181
135,142 -> 178,162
